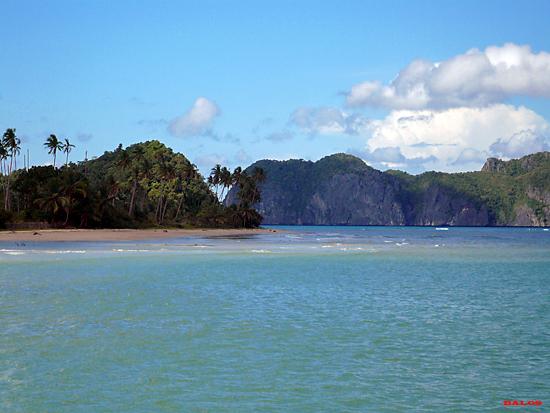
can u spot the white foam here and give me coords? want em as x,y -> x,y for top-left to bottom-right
435,227 -> 449,231
3,251 -> 25,255
339,247 -> 364,251
43,250 -> 86,254
251,249 -> 272,253
112,249 -> 150,252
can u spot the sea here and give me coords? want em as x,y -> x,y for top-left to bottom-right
1,226 -> 549,412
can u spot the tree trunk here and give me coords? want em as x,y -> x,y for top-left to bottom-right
175,196 -> 184,220
128,179 -> 138,216
155,196 -> 163,223
5,156 -> 13,210
161,198 -> 169,223
64,208 -> 70,226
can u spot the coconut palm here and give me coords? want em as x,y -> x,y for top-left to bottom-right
209,164 -> 222,198
0,143 -> 7,176
2,128 -> 20,210
44,134 -> 63,167
218,166 -> 232,201
0,141 -> 8,209
231,166 -> 242,186
35,192 -> 70,224
60,180 -> 87,225
63,138 -> 75,166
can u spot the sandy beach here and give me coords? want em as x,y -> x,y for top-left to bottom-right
0,228 -> 277,242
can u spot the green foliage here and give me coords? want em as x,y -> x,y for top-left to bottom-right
1,139 -> 263,229
242,151 -> 550,226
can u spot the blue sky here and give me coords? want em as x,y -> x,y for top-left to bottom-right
2,0 -> 550,175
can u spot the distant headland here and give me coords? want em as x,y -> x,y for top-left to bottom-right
226,152 -> 550,227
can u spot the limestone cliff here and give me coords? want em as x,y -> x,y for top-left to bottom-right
226,152 -> 550,226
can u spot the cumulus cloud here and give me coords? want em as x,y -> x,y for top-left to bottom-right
361,104 -> 549,171
490,129 -> 549,158
346,43 -> 550,109
349,146 -> 436,173
451,148 -> 489,166
168,97 -> 220,137
290,107 -> 369,135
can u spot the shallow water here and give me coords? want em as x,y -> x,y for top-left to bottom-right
1,226 -> 549,412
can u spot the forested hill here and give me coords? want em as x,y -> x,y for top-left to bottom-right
225,152 -> 550,226
0,140 -> 262,228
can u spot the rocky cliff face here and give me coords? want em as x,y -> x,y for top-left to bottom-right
403,183 -> 490,226
300,171 -> 405,225
226,152 -> 550,226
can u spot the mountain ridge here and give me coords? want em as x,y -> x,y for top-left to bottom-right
226,151 -> 550,226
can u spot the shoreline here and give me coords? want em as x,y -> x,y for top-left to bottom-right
0,228 -> 277,242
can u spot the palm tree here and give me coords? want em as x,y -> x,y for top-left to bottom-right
0,143 -> 7,177
173,162 -> 199,221
231,166 -> 242,186
219,166 -> 232,201
250,167 -> 265,205
44,134 -> 63,167
2,128 -> 20,210
35,192 -> 70,224
60,180 -> 87,225
63,138 -> 75,166
0,140 -> 8,209
209,164 -> 222,199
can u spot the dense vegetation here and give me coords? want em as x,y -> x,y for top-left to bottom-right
0,129 -> 264,229
233,152 -> 550,226
388,151 -> 550,224
231,153 -> 384,215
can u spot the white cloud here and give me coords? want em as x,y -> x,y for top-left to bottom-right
490,129 -> 549,158
451,148 -> 489,166
346,43 -> 550,109
361,104 -> 550,171
168,97 -> 220,137
349,146 -> 436,173
290,107 -> 369,135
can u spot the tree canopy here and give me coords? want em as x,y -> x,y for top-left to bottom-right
0,136 -> 265,229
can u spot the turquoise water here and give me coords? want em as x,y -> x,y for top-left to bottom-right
1,226 -> 549,412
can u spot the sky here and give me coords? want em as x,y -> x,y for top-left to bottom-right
1,0 -> 550,175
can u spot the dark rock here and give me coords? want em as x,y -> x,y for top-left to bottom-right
226,152 -> 550,227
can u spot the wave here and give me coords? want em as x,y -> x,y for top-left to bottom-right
43,250 -> 86,254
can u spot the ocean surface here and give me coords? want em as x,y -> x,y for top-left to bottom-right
1,226 -> 549,412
